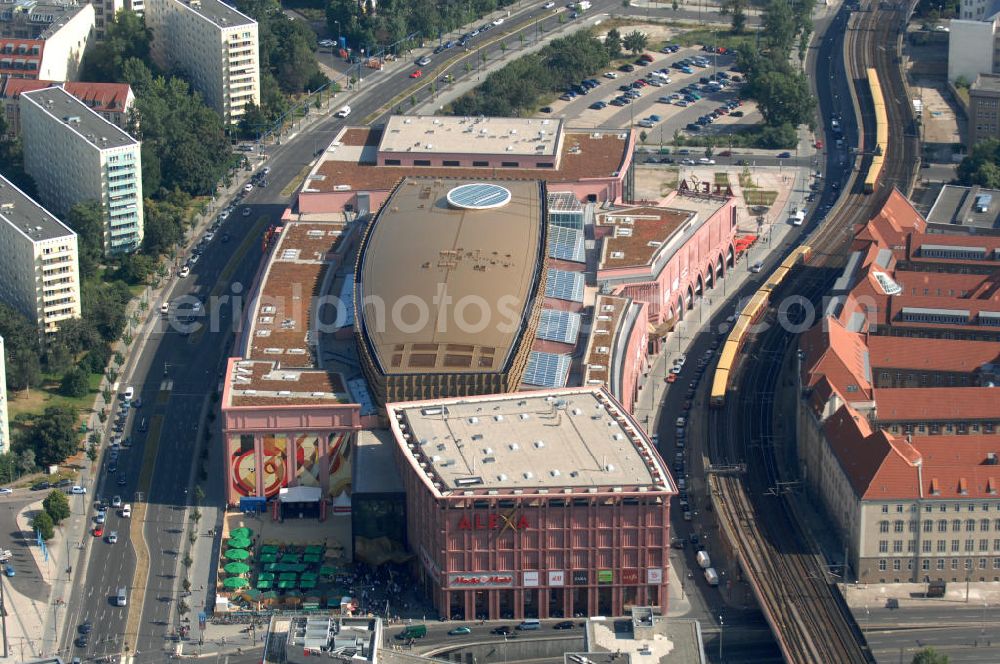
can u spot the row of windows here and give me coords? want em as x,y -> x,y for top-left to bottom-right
878,539 -> 1000,553
0,45 -> 40,55
878,558 -> 1000,572
381,159 -> 555,169
885,422 -> 996,434
879,519 -> 1000,533
882,502 -> 1000,513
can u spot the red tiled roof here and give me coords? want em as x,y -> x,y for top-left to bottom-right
822,405 -> 910,499
873,387 -> 1000,422
799,316 -> 872,399
1,79 -> 132,114
867,336 -> 1000,373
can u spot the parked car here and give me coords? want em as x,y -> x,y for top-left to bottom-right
417,56 -> 431,66
70,485 -> 87,495
448,626 -> 472,636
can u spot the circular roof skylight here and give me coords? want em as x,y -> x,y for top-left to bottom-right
446,183 -> 512,210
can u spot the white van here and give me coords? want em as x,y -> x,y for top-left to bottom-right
704,568 -> 719,586
122,504 -> 132,518
116,587 -> 128,607
696,551 -> 712,569
791,209 -> 805,226
334,105 -> 352,118
123,386 -> 134,402
516,619 -> 541,630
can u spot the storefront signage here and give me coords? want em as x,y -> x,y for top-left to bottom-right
457,512 -> 529,532
523,571 -> 539,587
621,569 -> 639,585
572,571 -> 589,586
679,178 -> 735,197
448,572 -> 515,588
646,568 -> 663,585
548,571 -> 565,586
597,570 -> 613,584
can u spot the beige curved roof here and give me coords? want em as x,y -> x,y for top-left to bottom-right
356,178 -> 545,375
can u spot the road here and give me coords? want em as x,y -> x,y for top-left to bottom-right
49,0 -> 805,660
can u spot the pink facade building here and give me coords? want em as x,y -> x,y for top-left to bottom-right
387,387 -> 675,620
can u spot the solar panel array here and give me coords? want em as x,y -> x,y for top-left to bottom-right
545,268 -> 585,302
537,309 -> 582,345
522,351 -> 572,388
446,183 -> 511,209
547,225 -> 585,263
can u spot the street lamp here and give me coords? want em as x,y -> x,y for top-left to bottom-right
718,614 -> 724,662
334,21 -> 342,49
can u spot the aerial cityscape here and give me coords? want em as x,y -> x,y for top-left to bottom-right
0,0 -> 997,662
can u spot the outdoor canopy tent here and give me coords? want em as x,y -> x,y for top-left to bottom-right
227,537 -> 252,549
224,562 -> 250,575
223,577 -> 249,589
225,548 -> 250,561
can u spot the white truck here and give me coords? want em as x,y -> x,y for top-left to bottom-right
790,208 -> 805,226
704,567 -> 720,586
696,550 -> 712,569
576,0 -> 591,10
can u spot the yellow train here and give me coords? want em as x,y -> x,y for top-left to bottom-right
709,245 -> 812,407
864,67 -> 888,194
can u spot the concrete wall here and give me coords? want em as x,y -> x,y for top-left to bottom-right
38,4 -> 94,81
948,19 -> 996,82
423,635 -> 585,663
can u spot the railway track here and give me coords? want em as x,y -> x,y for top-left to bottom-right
702,1 -> 920,662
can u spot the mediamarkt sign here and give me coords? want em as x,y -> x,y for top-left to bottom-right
448,572 -> 515,588
456,513 -> 529,532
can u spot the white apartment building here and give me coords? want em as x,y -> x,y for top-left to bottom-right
0,335 -> 8,454
145,0 -> 259,123
0,1 -> 94,81
20,85 -> 144,254
0,174 -> 82,340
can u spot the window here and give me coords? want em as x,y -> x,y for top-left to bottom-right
922,559 -> 930,571
442,160 -> 460,167
982,519 -> 991,532
923,521 -> 934,533
893,541 -> 903,553
953,540 -> 961,552
897,505 -> 904,513
538,162 -> 554,168
966,559 -> 974,571
994,519 -> 1000,531
894,521 -> 905,533
953,520 -> 962,532
967,519 -> 977,532
879,540 -> 888,553
982,539 -> 991,552
414,160 -> 431,166
995,539 -> 1000,551
953,559 -> 960,570
882,505 -> 889,514
384,159 -> 401,166
922,540 -> 932,553
909,520 -> 917,533
472,161 -> 489,167
501,161 -> 519,168
995,559 -> 1000,570
880,521 -> 890,533
878,560 -> 887,571
938,520 -> 948,532
966,539 -> 976,552
938,541 -> 947,552
969,504 -> 977,512
937,559 -> 946,571
907,540 -> 916,552
893,560 -> 902,571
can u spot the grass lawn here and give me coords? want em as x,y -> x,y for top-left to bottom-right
714,172 -> 730,186
7,371 -> 102,428
745,189 -> 778,206
670,28 -> 756,53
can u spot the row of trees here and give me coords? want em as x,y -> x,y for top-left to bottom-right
326,0 -> 515,58
449,31 -> 610,117
734,0 -> 817,147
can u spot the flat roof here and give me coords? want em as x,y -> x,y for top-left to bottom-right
379,116 -> 563,158
597,206 -> 694,269
174,0 -> 256,29
308,128 -> 631,194
387,387 -> 674,496
972,72 -> 1000,93
21,86 -> 136,150
0,0 -> 89,39
926,185 -> 1000,231
0,173 -> 76,242
356,178 -> 545,375
582,294 -> 629,387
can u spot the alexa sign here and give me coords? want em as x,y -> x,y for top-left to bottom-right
456,513 -> 529,531
678,178 -> 735,197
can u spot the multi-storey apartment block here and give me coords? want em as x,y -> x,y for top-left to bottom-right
0,174 -> 81,338
1,77 -> 134,135
20,85 -> 143,254
145,0 -> 259,123
0,0 -> 94,81
0,335 -> 8,454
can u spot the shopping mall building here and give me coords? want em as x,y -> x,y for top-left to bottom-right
386,387 -> 676,620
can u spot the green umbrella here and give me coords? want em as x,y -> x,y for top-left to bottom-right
227,537 -> 252,549
260,545 -> 279,555
224,562 -> 250,575
231,527 -> 253,538
258,572 -> 275,582
305,545 -> 324,555
225,548 -> 250,560
259,553 -> 278,564
257,579 -> 273,590
223,577 -> 249,589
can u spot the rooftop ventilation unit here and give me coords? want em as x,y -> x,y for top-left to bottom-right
550,469 -> 561,477
509,443 -> 520,451
533,440 -> 545,449
523,471 -> 534,479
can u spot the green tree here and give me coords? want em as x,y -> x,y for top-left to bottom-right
43,489 -> 71,525
80,10 -> 153,82
115,253 -> 156,285
60,367 -> 90,398
605,28 -> 622,58
8,349 -> 41,392
911,648 -> 949,664
65,200 -> 105,279
761,0 -> 796,58
730,0 -> 748,33
142,190 -> 190,257
31,510 -> 55,540
27,405 -> 80,467
87,443 -> 98,463
622,30 -> 648,55
957,138 -> 1000,187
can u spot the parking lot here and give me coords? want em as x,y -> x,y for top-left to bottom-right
540,43 -> 761,137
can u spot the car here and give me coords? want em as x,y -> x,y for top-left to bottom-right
665,373 -> 678,383
543,0 -> 555,6
618,64 -> 636,73
559,94 -> 573,101
122,504 -> 132,518
3,564 -> 13,577
187,254 -> 199,266
70,485 -> 86,495
609,99 -> 625,107
448,626 -> 472,635
553,620 -> 575,630
539,106 -> 553,113
334,105 -> 351,118
179,266 -> 190,278
417,55 -> 432,66
95,511 -> 106,524
243,206 -> 252,217
78,622 -> 93,634
31,481 -> 51,491
221,233 -> 230,242
107,531 -> 119,544
218,209 -> 231,221
492,17 -> 504,25
569,11 -> 579,18
410,69 -> 423,78
639,53 -> 654,63
0,488 -> 11,496
93,525 -> 104,537
750,262 -> 764,273
160,302 -> 169,314
112,495 -> 122,508
603,71 -> 618,79
74,635 -> 89,648
491,626 -> 514,635
777,151 -> 792,159
204,232 -> 215,243
318,38 -> 334,47
815,139 -> 824,149
730,110 -> 744,117
670,365 -> 683,375
698,157 -> 716,165
117,476 -> 127,486
589,101 -> 606,110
